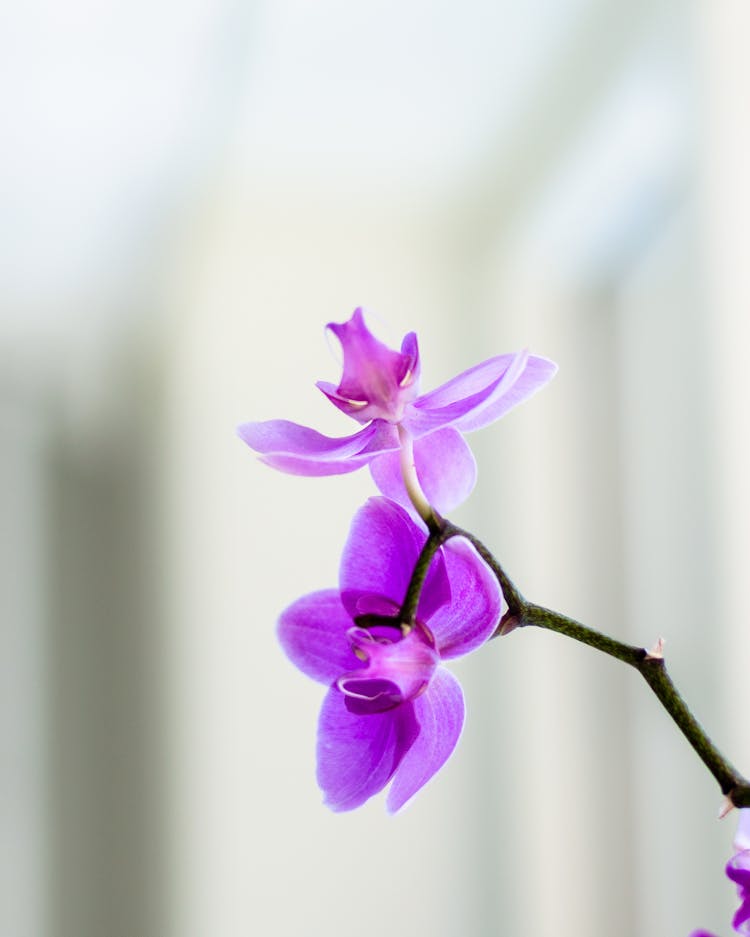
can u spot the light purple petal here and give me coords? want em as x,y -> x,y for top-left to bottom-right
369,427 -> 477,515
454,353 -> 558,433
277,590 -> 361,684
317,687 -> 419,811
237,418 -> 399,476
429,537 -> 504,659
386,668 -> 464,813
339,497 -> 450,623
735,809 -> 750,853
403,352 -> 527,435
402,351 -> 556,437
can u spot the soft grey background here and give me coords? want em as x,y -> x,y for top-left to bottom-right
3,2 -> 750,936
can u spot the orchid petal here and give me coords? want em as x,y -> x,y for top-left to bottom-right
386,668 -> 464,813
403,352 -> 527,435
454,353 -> 558,433
237,419 -> 398,476
277,590 -> 361,684
429,537 -> 504,658
728,849 -> 750,935
403,351 -> 556,436
735,810 -> 750,854
339,497 -> 450,623
317,686 -> 419,811
369,427 -> 477,515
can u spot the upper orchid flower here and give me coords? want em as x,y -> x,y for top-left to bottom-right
277,496 -> 504,812
239,308 -> 557,516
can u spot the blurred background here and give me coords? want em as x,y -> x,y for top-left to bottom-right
3,1 -> 750,935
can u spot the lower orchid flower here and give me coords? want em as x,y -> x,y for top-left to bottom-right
239,308 -> 556,518
277,496 -> 504,811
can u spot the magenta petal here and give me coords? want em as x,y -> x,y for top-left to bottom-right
429,537 -> 504,658
386,668 -> 464,813
452,353 -> 558,433
339,497 -> 450,623
403,351 -> 556,436
727,850 -> 750,887
404,352 -> 527,435
317,687 -> 419,811
369,427 -> 477,515
237,419 -> 399,476
728,850 -> 750,935
277,590 -> 361,684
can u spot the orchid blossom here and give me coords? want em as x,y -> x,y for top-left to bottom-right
689,811 -> 750,937
239,308 -> 557,518
277,496 -> 504,812
728,811 -> 750,935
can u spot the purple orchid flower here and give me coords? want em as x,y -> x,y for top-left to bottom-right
689,810 -> 750,937
239,308 -> 557,516
728,811 -> 750,935
277,496 -> 504,812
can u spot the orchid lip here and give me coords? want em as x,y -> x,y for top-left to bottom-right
336,622 -> 439,714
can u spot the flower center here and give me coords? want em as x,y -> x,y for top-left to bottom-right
337,622 -> 438,715
320,309 -> 420,424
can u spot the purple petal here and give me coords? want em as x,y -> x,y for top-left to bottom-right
237,418 -> 399,476
727,849 -> 750,888
727,849 -> 750,936
454,353 -> 558,432
319,308 -> 421,423
403,351 -> 556,436
403,352 -> 526,434
429,537 -> 504,659
369,427 -> 477,515
386,668 -> 464,813
317,687 -> 419,811
735,901 -> 750,936
735,809 -> 750,853
339,497 -> 450,623
277,590 -> 361,684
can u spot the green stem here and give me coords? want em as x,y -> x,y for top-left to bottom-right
399,529 -> 444,625
438,520 -> 750,809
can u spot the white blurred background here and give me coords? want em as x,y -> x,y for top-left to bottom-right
3,1 -> 750,935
